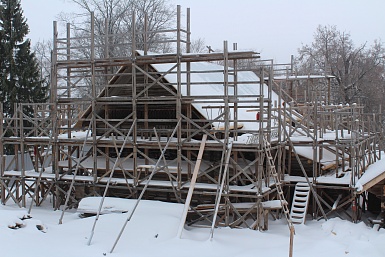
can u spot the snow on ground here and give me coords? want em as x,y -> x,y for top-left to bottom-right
0,198 -> 384,257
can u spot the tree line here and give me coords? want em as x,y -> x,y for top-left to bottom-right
1,0 -> 384,119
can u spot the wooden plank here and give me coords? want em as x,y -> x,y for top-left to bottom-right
177,134 -> 207,238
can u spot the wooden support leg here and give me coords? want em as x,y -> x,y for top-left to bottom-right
1,181 -> 5,204
381,185 -> 385,223
263,209 -> 269,230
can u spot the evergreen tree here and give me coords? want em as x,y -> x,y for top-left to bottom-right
0,0 -> 48,118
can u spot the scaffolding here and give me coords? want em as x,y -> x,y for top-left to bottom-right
0,5 -> 383,230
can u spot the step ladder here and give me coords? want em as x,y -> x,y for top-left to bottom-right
262,136 -> 294,228
290,182 -> 311,224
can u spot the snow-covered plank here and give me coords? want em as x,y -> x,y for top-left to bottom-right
284,174 -> 350,185
290,145 -> 345,166
57,156 -> 210,175
232,200 -> 285,210
3,170 -> 56,179
77,197 -> 183,216
355,157 -> 385,193
229,184 -> 271,194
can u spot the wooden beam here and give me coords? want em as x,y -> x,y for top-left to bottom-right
177,134 -> 207,238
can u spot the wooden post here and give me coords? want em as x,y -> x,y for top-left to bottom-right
289,225 -> 295,257
90,12 -> 98,183
51,21 -> 59,207
19,104 -> 26,207
186,7 -> 192,177
327,77 -> 331,105
144,13 -> 148,54
0,104 -> 4,203
223,40 -> 230,227
176,5 -> 182,190
66,23 -> 73,174
131,11 -> 138,191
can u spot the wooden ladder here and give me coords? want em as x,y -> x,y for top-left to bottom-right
262,136 -> 294,228
290,182 -> 311,224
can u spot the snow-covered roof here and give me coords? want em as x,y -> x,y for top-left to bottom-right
355,154 -> 385,193
143,54 -> 283,131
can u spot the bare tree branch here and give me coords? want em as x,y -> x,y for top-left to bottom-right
295,25 -> 385,112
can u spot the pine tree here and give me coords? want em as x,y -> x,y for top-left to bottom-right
0,0 -> 48,118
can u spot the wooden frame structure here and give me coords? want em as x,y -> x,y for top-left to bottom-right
0,6 -> 383,230
274,75 -> 383,221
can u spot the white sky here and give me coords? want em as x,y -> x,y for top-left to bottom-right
21,0 -> 385,63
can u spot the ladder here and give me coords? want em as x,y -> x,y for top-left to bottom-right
210,139 -> 233,238
290,182 -> 311,224
262,136 -> 294,228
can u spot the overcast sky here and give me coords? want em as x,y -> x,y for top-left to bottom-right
21,0 -> 385,63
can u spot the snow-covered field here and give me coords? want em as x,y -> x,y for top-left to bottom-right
0,198 -> 384,257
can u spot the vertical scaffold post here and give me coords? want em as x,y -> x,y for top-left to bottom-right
176,5 -> 182,190
90,12 -> 97,183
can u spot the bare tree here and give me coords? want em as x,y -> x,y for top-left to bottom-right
33,40 -> 52,84
46,0 -> 177,98
296,25 -> 385,112
57,0 -> 176,58
189,38 -> 207,53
